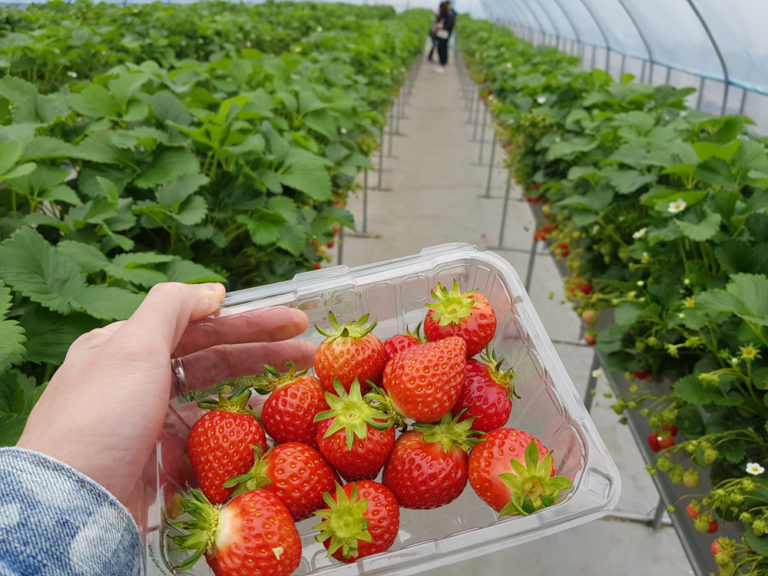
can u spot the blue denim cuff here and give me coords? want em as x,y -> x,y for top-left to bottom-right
0,447 -> 143,576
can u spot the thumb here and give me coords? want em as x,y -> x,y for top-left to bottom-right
112,282 -> 226,355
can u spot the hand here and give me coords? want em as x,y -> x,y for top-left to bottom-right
17,282 -> 315,516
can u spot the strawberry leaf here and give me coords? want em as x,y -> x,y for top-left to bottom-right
0,282 -> 26,372
0,369 -> 44,446
164,259 -> 226,284
0,228 -> 85,314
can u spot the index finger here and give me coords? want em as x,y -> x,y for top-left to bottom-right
172,306 -> 310,358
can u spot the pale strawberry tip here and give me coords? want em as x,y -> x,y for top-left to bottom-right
497,441 -> 572,517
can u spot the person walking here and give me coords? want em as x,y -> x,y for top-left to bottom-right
434,1 -> 456,72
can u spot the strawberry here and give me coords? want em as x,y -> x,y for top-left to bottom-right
314,379 -> 395,482
579,283 -> 594,295
314,481 -> 400,563
314,312 -> 386,394
647,433 -> 661,452
255,362 -> 327,447
382,412 -> 480,509
171,488 -> 301,576
583,330 -> 597,346
224,442 -> 340,521
686,502 -> 702,519
383,323 -> 424,363
451,349 -> 518,432
186,388 -> 267,505
468,427 -> 571,516
382,336 -> 466,423
658,433 -> 675,450
423,280 -> 496,357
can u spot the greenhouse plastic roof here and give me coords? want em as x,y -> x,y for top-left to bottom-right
474,0 -> 768,95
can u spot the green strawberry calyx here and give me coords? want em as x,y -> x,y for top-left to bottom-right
314,379 -> 392,449
313,483 -> 371,560
197,387 -> 258,417
316,311 -> 378,340
497,440 -> 572,517
252,362 -> 306,395
222,445 -> 271,498
413,410 -> 485,453
426,280 -> 479,327
169,488 -> 220,570
479,348 -> 520,400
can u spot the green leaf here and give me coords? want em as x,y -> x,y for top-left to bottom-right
0,370 -> 44,446
20,137 -> 79,161
67,85 -> 117,118
545,137 -> 598,161
156,173 -> 209,207
147,90 -> 193,126
673,374 -> 727,405
746,213 -> 768,242
164,259 -> 225,284
0,228 -> 85,314
236,209 -> 286,245
50,241 -> 109,275
278,148 -> 332,200
74,285 -> 143,321
20,305 -> 99,365
675,210 -> 722,241
171,195 -> 208,226
674,405 -> 705,438
751,367 -> 768,391
134,148 -> 200,188
277,222 -> 308,256
612,301 -> 646,326
602,166 -> 656,195
744,526 -> 768,556
0,282 -> 26,372
109,71 -> 149,112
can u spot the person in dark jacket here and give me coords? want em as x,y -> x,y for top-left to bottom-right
434,1 -> 456,72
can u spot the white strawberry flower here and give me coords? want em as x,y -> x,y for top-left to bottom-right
668,199 -> 687,214
632,227 -> 647,239
746,462 -> 765,476
591,368 -> 603,379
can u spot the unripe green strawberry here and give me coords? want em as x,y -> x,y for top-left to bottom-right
314,312 -> 386,394
314,481 -> 400,563
382,336 -> 466,423
172,488 -> 301,576
423,281 -> 496,357
187,389 -> 267,505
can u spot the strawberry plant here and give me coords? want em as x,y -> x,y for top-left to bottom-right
459,16 -> 768,567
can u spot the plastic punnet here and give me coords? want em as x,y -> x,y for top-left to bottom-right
144,243 -> 620,575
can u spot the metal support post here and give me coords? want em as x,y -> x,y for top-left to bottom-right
495,173 -> 512,247
484,130 -> 497,197
651,497 -> 667,531
583,351 -> 601,413
524,238 -> 537,293
387,109 -> 394,157
472,98 -> 482,141
362,169 -> 369,235
376,135 -> 384,190
477,105 -> 489,163
337,224 -> 344,265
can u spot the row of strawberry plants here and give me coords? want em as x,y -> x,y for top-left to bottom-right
0,3 -> 432,445
459,17 -> 768,574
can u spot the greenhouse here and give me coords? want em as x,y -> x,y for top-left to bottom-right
0,1 -> 766,576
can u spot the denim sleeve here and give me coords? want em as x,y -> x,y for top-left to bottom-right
0,447 -> 144,576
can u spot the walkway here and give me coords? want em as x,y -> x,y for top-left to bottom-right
333,43 -> 693,576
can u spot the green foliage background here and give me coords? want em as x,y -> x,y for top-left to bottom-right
0,0 -> 431,444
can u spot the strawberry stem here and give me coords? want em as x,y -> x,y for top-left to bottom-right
313,484 -> 371,560
497,440 -> 572,517
169,489 -> 220,570
315,311 -> 377,340
426,280 -> 479,327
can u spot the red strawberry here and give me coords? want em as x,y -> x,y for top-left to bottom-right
451,350 -> 518,432
187,389 -> 267,505
224,442 -> 339,521
686,502 -> 701,519
423,280 -> 496,357
314,379 -> 395,482
647,433 -> 661,452
658,433 -> 675,450
383,323 -> 424,363
583,331 -> 597,346
171,488 -> 301,576
314,312 -> 386,394
382,336 -> 466,423
314,481 -> 400,563
382,412 -> 480,509
468,427 -> 571,516
255,363 -> 327,447
579,283 -> 594,295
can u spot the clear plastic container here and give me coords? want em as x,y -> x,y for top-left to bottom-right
144,243 -> 621,575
